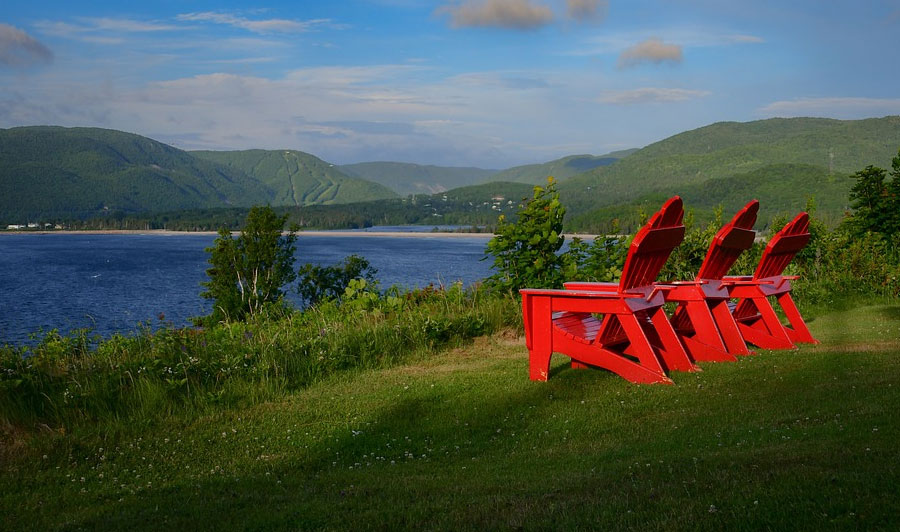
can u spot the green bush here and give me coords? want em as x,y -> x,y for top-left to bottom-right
485,177 -> 573,292
296,254 -> 378,306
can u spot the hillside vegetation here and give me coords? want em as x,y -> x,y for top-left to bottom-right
4,117 -> 898,230
559,116 -> 900,222
486,150 -> 636,185
569,163 -> 855,232
339,161 -> 497,196
60,181 -> 537,231
193,149 -> 396,206
0,127 -> 270,221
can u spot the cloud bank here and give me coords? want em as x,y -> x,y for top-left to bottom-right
759,97 -> 900,118
438,0 -> 554,30
0,23 -> 53,68
617,38 -> 683,68
598,87 -> 710,104
567,0 -> 608,21
177,12 -> 331,34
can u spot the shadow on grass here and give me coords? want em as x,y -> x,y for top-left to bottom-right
879,305 -> 900,321
48,328 -> 900,530
64,370 -> 598,530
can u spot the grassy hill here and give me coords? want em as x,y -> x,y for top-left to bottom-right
0,126 -> 271,221
486,150 -> 637,185
559,116 -> 900,222
192,150 -> 397,206
339,161 -> 497,196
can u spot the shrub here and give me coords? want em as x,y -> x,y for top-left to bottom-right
485,177 -> 573,292
296,254 -> 378,306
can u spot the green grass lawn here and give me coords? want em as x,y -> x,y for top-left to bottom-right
3,303 -> 900,530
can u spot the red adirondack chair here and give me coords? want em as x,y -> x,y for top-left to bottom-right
723,212 -> 819,349
520,197 -> 697,384
568,201 -> 760,362
664,200 -> 760,360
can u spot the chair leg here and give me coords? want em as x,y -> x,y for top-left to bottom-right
649,307 -> 699,371
616,313 -> 671,382
777,292 -> 819,344
710,299 -> 754,356
738,297 -> 796,350
681,301 -> 736,362
526,296 -> 554,381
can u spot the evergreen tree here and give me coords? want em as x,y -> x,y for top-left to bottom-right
848,164 -> 888,235
199,206 -> 297,324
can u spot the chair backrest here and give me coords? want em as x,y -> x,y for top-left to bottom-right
753,212 -> 811,279
696,200 -> 759,280
618,196 -> 686,291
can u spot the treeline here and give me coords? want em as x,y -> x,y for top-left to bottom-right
28,186 -> 533,231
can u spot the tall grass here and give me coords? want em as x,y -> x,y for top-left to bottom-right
0,284 -> 520,433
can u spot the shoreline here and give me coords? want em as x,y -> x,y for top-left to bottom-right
0,229 -> 602,239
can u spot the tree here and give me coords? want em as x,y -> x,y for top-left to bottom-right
887,149 -> 900,235
199,206 -> 297,324
296,254 -> 378,306
847,148 -> 900,237
848,164 -> 888,234
485,177 -> 572,292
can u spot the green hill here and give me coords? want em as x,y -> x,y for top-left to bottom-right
486,150 -> 637,185
567,163 -> 854,233
192,150 -> 397,206
558,116 -> 900,219
338,161 -> 497,196
0,126 -> 271,221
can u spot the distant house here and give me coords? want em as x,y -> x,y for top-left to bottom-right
27,223 -> 39,229
6,224 -> 25,230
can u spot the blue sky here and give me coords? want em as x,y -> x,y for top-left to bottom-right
1,1 -> 899,168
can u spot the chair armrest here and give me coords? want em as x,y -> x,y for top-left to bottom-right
563,281 -> 618,291
521,288 -> 642,299
720,279 -> 775,286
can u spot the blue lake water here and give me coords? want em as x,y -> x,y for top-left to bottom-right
0,233 -> 495,345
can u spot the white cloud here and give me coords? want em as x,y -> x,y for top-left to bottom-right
617,38 -> 682,68
35,18 -> 178,38
728,34 -> 765,44
0,23 -> 53,68
81,18 -> 180,33
0,64 -> 598,166
437,0 -> 554,30
567,0 -> 608,21
598,87 -> 710,104
176,12 -> 334,34
759,97 -> 900,118
568,29 -> 763,56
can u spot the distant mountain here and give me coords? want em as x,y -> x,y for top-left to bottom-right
192,150 -> 396,206
485,150 -> 637,185
0,126 -> 270,221
338,161 -> 497,196
558,116 -> 900,219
